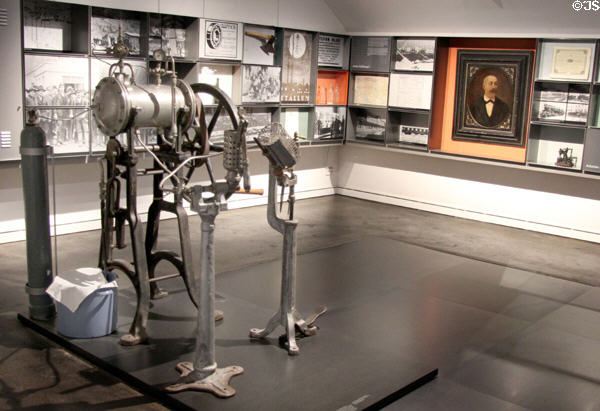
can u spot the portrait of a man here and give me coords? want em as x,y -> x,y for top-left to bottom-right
469,73 -> 511,128
452,49 -> 533,147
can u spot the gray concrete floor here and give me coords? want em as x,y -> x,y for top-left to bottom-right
1,195 -> 600,409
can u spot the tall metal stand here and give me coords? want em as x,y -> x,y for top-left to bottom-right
249,164 -> 326,355
165,187 -> 243,397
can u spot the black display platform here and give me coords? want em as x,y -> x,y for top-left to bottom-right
19,237 -> 438,410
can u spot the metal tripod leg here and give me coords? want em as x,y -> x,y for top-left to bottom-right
165,202 -> 242,397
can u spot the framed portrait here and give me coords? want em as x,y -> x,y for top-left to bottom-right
452,50 -> 533,147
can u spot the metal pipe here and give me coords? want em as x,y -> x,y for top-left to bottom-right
193,204 -> 218,378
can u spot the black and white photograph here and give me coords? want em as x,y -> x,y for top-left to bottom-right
314,106 -> 346,140
394,39 -> 435,71
566,103 -> 588,123
534,101 -> 567,122
538,90 -> 568,102
282,30 -> 313,103
244,110 -> 273,142
318,34 -> 345,67
242,65 -> 281,103
200,19 -> 242,59
398,125 -> 429,145
243,25 -> 276,66
91,58 -> 148,88
25,55 -> 89,107
38,108 -> 90,155
355,113 -> 386,141
23,1 -> 72,51
91,17 -> 141,55
567,91 -> 590,104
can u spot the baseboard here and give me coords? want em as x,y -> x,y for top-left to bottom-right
335,187 -> 600,244
0,187 -> 335,244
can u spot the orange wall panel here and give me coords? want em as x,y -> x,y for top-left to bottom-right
316,71 -> 349,105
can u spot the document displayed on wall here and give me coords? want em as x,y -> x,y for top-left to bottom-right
200,19 -> 242,60
318,35 -> 344,67
388,73 -> 432,109
282,30 -> 313,103
353,75 -> 388,106
550,47 -> 592,81
23,1 -> 71,50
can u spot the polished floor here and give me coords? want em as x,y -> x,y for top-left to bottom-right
1,195 -> 600,410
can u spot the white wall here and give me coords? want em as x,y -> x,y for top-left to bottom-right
60,0 -> 346,33
0,145 -> 338,243
336,145 -> 600,243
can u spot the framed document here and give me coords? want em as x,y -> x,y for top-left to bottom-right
550,47 -> 592,81
199,19 -> 243,60
388,73 -> 432,110
318,34 -> 345,67
352,75 -> 388,106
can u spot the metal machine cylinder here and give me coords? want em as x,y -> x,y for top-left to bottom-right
20,112 -> 55,320
92,75 -> 196,136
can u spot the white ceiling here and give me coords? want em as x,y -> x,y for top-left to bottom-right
323,0 -> 600,37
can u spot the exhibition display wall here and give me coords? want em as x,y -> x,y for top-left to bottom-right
1,0 -> 599,243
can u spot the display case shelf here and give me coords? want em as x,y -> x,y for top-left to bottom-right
346,106 -> 386,143
535,39 -> 596,83
527,123 -> 585,171
23,0 -> 89,54
350,36 -> 391,73
148,13 -> 198,60
91,7 -> 148,57
316,70 -> 348,105
242,25 -> 282,66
